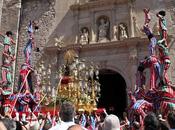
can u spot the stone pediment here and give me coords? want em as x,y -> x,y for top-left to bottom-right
70,0 -> 129,11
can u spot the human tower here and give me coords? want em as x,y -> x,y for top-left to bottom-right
0,21 -> 41,120
129,9 -> 175,127
0,8 -> 174,126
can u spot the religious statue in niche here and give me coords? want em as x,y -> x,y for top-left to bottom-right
118,23 -> 128,40
97,17 -> 110,42
80,27 -> 89,45
113,25 -> 118,41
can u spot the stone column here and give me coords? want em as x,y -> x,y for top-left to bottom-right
0,0 -> 4,75
128,2 -> 135,38
130,60 -> 138,91
47,52 -> 57,97
1,0 -> 21,32
90,10 -> 97,43
73,10 -> 79,44
50,57 -> 60,97
57,49 -> 65,68
43,53 -> 50,93
0,0 -> 4,29
128,44 -> 138,91
111,7 -> 116,41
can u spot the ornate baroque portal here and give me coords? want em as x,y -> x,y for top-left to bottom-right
39,0 -> 148,114
35,0 -> 175,115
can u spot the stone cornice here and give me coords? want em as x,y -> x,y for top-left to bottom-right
44,35 -> 174,56
44,37 -> 148,53
70,0 -> 129,11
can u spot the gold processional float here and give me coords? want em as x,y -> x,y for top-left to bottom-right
55,50 -> 101,113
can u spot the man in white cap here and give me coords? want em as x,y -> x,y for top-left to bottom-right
103,114 -> 120,130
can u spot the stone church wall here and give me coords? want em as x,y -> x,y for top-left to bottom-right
14,0 -> 56,85
17,0 -> 55,67
0,0 -> 21,33
0,0 -> 175,92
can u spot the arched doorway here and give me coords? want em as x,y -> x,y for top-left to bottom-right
98,69 -> 127,118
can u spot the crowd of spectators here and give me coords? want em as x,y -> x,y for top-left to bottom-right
0,101 -> 174,130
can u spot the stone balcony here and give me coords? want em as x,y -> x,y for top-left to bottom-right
44,37 -> 148,54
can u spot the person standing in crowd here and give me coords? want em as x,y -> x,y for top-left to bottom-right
144,112 -> 160,130
102,114 -> 120,130
49,101 -> 75,130
96,112 -> 107,130
167,111 -> 175,130
0,118 -> 17,130
68,124 -> 84,130
132,121 -> 140,130
158,114 -> 169,130
0,121 -> 7,130
78,109 -> 86,128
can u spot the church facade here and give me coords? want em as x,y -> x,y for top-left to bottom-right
0,0 -> 175,113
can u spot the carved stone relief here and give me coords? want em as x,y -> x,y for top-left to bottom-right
79,27 -> 89,45
118,23 -> 128,40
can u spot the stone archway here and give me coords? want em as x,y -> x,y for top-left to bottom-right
98,69 -> 127,118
